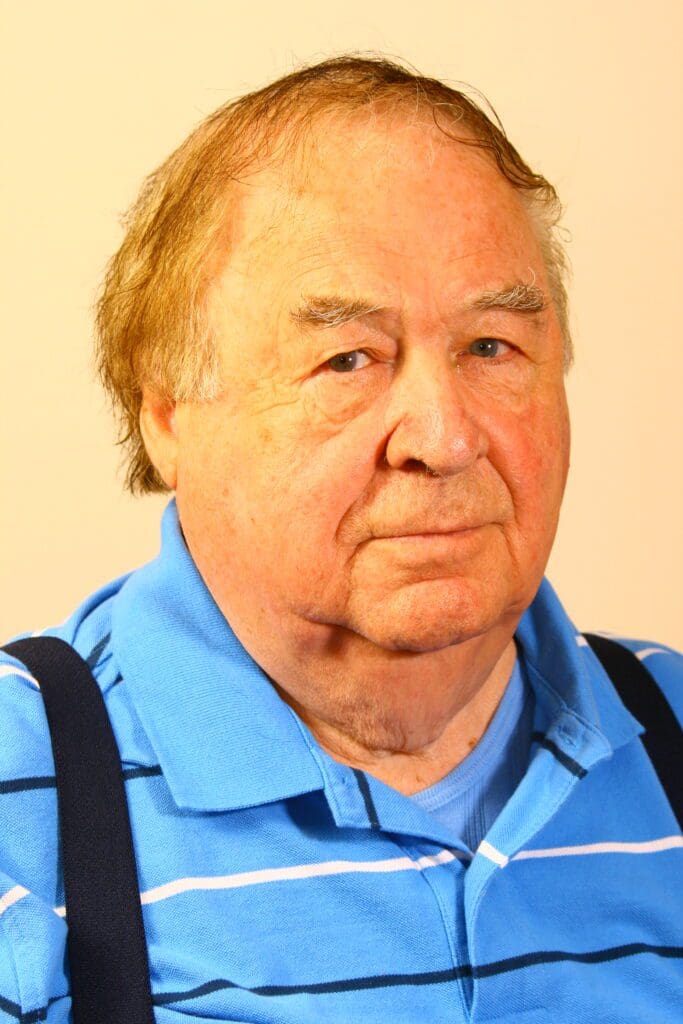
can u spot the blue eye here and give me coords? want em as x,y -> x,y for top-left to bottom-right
468,339 -> 509,358
327,351 -> 371,373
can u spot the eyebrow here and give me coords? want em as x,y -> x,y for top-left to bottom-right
468,282 -> 548,315
290,295 -> 386,329
289,281 -> 548,330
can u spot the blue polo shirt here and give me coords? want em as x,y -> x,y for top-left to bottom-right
0,500 -> 681,1022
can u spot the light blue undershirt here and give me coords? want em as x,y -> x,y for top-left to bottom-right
411,656 -> 534,853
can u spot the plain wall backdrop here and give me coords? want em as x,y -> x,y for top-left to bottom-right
1,0 -> 681,646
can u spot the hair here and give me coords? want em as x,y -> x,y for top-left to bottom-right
96,53 -> 572,494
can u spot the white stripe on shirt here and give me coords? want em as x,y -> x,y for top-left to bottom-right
53,848 -> 464,916
636,647 -> 670,661
478,841 -> 509,867
51,836 -> 683,916
140,849 -> 462,906
511,835 -> 683,862
0,666 -> 40,689
0,885 -> 30,917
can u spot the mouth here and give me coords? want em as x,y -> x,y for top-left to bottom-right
377,525 -> 485,540
361,525 -> 496,571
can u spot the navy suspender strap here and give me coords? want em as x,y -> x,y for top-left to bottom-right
2,636 -> 155,1024
583,632 -> 683,830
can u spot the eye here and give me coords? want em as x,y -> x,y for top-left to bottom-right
467,338 -> 512,358
326,350 -> 372,373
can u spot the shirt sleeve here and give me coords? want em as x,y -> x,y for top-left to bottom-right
0,870 -> 71,1022
0,655 -> 71,1022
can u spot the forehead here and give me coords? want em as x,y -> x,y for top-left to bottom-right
223,113 -> 544,303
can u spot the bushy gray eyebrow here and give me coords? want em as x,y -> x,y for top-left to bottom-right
290,295 -> 386,329
290,281 -> 548,330
470,282 -> 548,314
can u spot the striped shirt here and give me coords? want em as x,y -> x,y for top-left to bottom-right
0,499 -> 681,1022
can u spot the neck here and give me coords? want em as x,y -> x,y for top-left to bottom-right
276,637 -> 517,795
232,607 -> 520,796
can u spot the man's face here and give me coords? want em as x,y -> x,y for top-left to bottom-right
173,114 -> 570,655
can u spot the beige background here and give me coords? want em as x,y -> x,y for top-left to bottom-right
1,1 -> 681,647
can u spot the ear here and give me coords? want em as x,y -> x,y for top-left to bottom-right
139,390 -> 179,490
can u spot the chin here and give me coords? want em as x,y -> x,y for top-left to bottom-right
348,577 -> 512,653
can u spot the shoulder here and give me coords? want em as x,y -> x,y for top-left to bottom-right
0,569 -> 130,744
0,573 -> 130,898
0,571 -> 137,1018
588,633 -> 683,726
1,568 -> 131,700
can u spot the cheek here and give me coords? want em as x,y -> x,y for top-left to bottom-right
182,402 -> 375,553
250,382 -> 388,509
274,422 -> 378,533
489,396 -> 570,524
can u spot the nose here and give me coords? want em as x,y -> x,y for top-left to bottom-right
382,352 -> 487,476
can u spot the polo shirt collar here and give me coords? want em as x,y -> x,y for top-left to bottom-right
112,500 -> 642,815
111,500 -> 325,811
515,578 -> 644,766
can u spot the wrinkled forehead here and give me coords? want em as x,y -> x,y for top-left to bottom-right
229,108 -> 537,268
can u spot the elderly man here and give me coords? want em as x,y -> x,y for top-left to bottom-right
1,55 -> 681,1023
